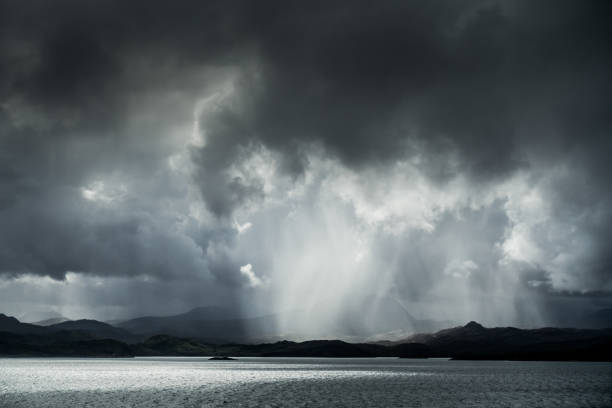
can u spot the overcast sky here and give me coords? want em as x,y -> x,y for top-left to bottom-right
0,0 -> 610,332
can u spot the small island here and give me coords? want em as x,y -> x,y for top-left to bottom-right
208,356 -> 236,360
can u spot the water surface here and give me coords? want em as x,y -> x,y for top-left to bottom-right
1,357 -> 610,407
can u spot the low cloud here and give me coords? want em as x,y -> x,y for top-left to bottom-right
240,264 -> 267,288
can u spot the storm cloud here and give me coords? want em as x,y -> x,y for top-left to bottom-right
0,0 -> 610,330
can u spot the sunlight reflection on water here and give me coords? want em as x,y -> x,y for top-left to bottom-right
1,357 -> 610,407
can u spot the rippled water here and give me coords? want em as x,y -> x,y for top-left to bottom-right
1,357 -> 611,407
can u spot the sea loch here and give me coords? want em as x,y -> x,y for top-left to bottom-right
1,357 -> 610,407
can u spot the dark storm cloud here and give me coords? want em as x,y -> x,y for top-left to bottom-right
193,0 -> 612,299
2,0 -> 610,202
0,0 -> 611,323
0,0 -> 225,280
186,0 -> 612,303
187,0 -> 612,213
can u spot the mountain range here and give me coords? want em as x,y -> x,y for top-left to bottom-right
1,312 -> 611,360
114,300 -> 456,343
115,306 -> 278,343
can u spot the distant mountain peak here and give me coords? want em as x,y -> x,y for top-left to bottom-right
0,314 -> 19,323
464,321 -> 484,330
181,306 -> 235,320
32,317 -> 71,326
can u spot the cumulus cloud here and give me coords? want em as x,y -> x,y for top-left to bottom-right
239,264 -> 266,288
233,220 -> 253,235
444,260 -> 479,279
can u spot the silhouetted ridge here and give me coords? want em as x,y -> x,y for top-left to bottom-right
47,319 -> 139,343
0,314 -> 134,357
0,314 -> 47,335
0,314 -> 19,325
464,321 -> 484,330
2,313 -> 611,360
392,322 -> 612,361
116,307 -> 275,343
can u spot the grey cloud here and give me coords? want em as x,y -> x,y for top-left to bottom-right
189,0 -> 611,213
3,0 -> 610,207
0,187 -> 208,281
0,0 -> 611,325
380,200 -> 510,300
